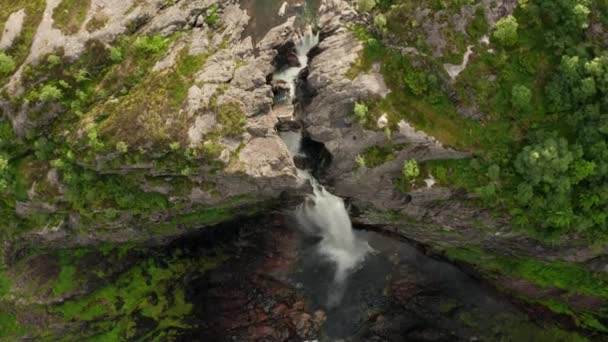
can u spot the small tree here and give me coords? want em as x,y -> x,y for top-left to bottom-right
47,54 -> 62,67
374,14 -> 387,32
0,53 -> 15,75
493,15 -> 519,47
511,84 -> 531,111
38,84 -> 63,102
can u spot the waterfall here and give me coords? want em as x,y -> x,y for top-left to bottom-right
295,172 -> 372,307
273,25 -> 319,99
274,26 -> 371,307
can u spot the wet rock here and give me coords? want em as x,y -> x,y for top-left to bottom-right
274,103 -> 295,123
286,52 -> 302,67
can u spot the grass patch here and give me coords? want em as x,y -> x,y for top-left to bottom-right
216,102 -> 247,138
358,143 -> 407,168
171,196 -> 259,226
0,269 -> 10,297
52,0 -> 92,35
446,245 -> 608,332
95,41 -> 208,149
0,312 -> 26,339
446,246 -> 608,299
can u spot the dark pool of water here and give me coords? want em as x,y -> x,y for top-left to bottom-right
290,230 -> 562,341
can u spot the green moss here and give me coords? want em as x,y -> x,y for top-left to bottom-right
0,269 -> 10,297
51,250 -> 88,297
446,245 -> 608,332
446,246 -> 608,299
51,250 -> 226,339
95,42 -> 207,149
52,0 -> 92,35
359,144 -> 407,169
171,196 -> 259,226
0,312 -> 26,339
216,102 -> 247,138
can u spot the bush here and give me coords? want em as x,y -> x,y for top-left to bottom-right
354,102 -> 369,125
402,159 -> 420,180
116,141 -> 128,153
0,53 -> 16,76
47,54 -> 62,67
38,84 -> 63,102
134,35 -> 168,55
109,47 -> 123,63
205,4 -> 220,26
493,15 -> 519,47
512,84 -> 532,111
374,14 -> 387,31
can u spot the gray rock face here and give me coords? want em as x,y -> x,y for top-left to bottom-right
3,0 -> 305,252
0,9 -> 26,50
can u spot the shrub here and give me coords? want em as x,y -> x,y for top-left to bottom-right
134,35 -> 168,55
512,84 -> 532,111
354,102 -> 369,125
0,53 -> 16,75
169,142 -> 181,151
109,47 -> 124,63
116,141 -> 128,153
38,85 -> 63,102
402,159 -> 420,180
47,54 -> 62,67
205,4 -> 220,26
374,14 -> 387,31
493,15 -> 519,47
355,155 -> 367,168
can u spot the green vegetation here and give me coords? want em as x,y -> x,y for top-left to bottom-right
52,0 -> 92,35
0,53 -> 16,75
52,250 -> 226,340
205,4 -> 220,26
402,159 -> 420,180
0,269 -> 10,297
493,15 -> 519,47
353,0 -> 608,239
0,0 -> 46,85
0,312 -> 26,339
216,102 -> 247,138
356,143 -> 406,169
353,102 -> 370,125
446,245 -> 608,332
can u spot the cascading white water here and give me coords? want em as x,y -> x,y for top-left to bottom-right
273,25 -> 319,99
274,26 -> 371,307
295,172 -> 372,306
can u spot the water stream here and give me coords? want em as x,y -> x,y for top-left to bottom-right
273,22 -> 372,309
